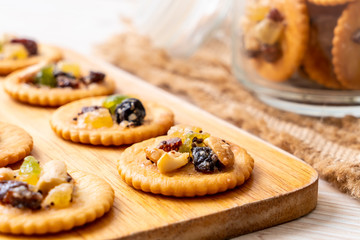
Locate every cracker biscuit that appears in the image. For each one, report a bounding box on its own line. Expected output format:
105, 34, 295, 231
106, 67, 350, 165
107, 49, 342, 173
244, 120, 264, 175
0, 44, 62, 75
118, 135, 254, 197
308, 0, 354, 6
332, 0, 360, 89
245, 0, 309, 81
303, 6, 344, 89
3, 61, 116, 106
50, 96, 174, 146
0, 170, 114, 235
0, 122, 33, 167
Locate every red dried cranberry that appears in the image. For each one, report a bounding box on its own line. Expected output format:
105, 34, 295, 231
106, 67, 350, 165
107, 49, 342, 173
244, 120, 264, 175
261, 44, 282, 63
10, 38, 38, 56
267, 8, 284, 22
352, 29, 360, 44
157, 137, 182, 152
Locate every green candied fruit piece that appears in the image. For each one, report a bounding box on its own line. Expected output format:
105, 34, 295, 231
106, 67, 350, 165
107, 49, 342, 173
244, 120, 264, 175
102, 94, 130, 114
179, 132, 210, 154
18, 156, 41, 185
34, 64, 56, 88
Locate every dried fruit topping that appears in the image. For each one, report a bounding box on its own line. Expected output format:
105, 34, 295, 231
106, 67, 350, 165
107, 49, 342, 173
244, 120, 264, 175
10, 38, 38, 56
179, 132, 210, 154
261, 43, 282, 63
352, 29, 360, 44
18, 156, 41, 186
167, 125, 203, 141
157, 137, 182, 152
102, 94, 130, 114
115, 98, 146, 126
42, 183, 73, 209
57, 61, 81, 78
0, 180, 43, 210
77, 107, 113, 129
55, 72, 79, 88
34, 64, 57, 88
192, 147, 219, 173
204, 136, 234, 168
145, 147, 165, 163
2, 44, 29, 60
267, 8, 284, 22
84, 71, 105, 84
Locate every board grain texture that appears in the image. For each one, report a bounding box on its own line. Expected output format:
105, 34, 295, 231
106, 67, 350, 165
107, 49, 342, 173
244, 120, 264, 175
0, 49, 318, 240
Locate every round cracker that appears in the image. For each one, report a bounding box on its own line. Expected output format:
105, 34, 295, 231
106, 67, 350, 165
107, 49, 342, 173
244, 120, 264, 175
118, 136, 254, 197
0, 170, 114, 235
50, 96, 174, 146
246, 0, 309, 81
0, 44, 62, 75
332, 0, 360, 89
303, 8, 344, 89
308, 0, 354, 6
0, 122, 33, 167
3, 61, 115, 106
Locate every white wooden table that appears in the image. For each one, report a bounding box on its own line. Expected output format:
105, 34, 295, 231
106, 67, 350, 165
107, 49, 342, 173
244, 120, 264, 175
1, 1, 359, 239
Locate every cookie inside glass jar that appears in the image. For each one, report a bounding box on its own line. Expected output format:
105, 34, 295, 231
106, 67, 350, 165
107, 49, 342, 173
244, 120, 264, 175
241, 0, 309, 81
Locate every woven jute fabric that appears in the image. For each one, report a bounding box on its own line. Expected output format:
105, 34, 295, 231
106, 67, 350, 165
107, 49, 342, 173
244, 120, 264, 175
98, 32, 360, 198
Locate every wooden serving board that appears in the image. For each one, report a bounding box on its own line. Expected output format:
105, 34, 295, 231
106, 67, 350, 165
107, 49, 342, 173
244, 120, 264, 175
0, 49, 318, 240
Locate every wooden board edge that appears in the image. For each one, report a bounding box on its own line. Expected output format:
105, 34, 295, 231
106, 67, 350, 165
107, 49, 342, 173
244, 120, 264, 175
120, 178, 318, 240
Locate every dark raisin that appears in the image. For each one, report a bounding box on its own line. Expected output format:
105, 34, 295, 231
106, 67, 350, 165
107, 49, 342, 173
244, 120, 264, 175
0, 180, 43, 210
267, 8, 284, 22
115, 98, 146, 126
10, 38, 38, 56
157, 137, 182, 152
55, 72, 79, 89
82, 71, 105, 85
261, 44, 282, 63
192, 147, 219, 173
352, 29, 360, 44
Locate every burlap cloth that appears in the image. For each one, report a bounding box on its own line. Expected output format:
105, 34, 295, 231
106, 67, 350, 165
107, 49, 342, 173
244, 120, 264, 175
97, 32, 360, 198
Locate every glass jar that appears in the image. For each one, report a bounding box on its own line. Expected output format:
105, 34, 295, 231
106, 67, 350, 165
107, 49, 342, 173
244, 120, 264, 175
232, 0, 360, 117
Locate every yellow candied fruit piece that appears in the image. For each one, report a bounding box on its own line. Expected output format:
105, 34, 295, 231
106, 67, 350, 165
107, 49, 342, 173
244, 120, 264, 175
57, 61, 81, 78
77, 108, 113, 129
167, 125, 203, 141
247, 5, 270, 22
17, 156, 41, 186
42, 183, 73, 209
3, 43, 28, 60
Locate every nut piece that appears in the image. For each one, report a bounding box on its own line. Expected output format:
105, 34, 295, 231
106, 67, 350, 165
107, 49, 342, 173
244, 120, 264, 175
145, 147, 165, 163
0, 168, 16, 181
157, 151, 189, 174
204, 136, 234, 168
36, 160, 68, 194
